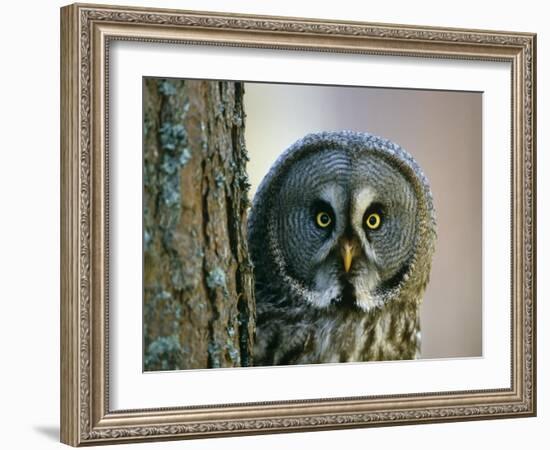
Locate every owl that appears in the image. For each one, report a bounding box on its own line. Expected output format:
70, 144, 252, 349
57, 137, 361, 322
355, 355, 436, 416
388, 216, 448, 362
248, 131, 436, 366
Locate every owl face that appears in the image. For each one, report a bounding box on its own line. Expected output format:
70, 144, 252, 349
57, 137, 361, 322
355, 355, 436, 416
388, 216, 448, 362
266, 142, 421, 312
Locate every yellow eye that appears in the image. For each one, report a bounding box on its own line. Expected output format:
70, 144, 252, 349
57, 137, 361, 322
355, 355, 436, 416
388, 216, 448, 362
316, 211, 332, 228
365, 212, 381, 230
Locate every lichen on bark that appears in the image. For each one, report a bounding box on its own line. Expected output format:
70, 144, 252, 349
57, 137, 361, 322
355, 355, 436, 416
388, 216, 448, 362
143, 78, 255, 371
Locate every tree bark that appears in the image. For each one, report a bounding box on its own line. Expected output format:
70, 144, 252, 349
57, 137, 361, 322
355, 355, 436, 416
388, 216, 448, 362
143, 78, 255, 371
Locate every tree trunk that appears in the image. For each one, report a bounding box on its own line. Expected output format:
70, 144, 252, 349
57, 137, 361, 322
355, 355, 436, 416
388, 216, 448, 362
143, 78, 255, 371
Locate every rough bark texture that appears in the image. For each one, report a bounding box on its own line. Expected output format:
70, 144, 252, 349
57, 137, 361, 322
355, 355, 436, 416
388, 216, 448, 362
143, 78, 254, 371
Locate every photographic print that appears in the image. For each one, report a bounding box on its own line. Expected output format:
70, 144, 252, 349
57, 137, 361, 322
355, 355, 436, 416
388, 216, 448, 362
142, 78, 482, 371
61, 4, 535, 445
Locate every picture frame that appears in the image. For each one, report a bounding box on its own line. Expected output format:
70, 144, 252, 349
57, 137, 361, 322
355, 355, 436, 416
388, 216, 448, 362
60, 2, 536, 446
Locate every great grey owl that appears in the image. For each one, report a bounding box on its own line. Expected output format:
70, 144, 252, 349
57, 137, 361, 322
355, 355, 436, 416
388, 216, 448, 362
248, 131, 436, 366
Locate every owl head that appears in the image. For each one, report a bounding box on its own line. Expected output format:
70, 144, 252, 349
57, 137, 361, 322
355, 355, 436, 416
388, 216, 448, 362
248, 131, 436, 312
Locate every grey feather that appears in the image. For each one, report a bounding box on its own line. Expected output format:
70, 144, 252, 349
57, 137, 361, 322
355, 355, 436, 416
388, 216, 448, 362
248, 131, 436, 366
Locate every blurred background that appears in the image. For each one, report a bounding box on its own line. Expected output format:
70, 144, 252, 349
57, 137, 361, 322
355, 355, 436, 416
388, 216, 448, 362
244, 83, 482, 359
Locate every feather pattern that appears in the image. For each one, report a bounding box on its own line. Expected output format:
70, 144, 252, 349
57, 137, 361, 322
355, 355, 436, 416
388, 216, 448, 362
248, 131, 436, 366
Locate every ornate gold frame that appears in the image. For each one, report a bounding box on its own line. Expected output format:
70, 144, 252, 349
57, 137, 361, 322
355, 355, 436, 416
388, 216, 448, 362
60, 2, 536, 446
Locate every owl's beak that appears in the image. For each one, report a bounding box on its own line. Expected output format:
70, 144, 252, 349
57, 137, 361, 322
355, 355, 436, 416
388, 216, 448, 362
341, 242, 354, 273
